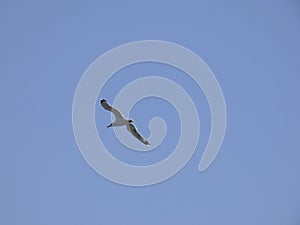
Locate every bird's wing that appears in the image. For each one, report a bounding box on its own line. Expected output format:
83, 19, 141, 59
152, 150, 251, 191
100, 99, 124, 119
127, 123, 150, 145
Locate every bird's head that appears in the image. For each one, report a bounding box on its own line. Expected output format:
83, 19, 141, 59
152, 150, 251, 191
128, 119, 134, 123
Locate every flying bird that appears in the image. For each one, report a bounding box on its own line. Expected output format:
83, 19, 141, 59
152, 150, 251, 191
100, 99, 150, 146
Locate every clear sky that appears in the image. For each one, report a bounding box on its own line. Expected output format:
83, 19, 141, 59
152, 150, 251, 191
1, 0, 300, 224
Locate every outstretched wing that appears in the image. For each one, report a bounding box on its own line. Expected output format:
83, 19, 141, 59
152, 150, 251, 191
100, 99, 124, 119
127, 123, 150, 146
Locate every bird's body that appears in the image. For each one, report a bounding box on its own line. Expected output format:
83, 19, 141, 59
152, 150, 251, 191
110, 119, 129, 127
100, 99, 150, 146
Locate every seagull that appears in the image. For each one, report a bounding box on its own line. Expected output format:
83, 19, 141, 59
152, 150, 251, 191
100, 99, 150, 146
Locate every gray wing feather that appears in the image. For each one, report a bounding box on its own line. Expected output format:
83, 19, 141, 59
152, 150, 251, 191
100, 99, 123, 119
127, 123, 150, 145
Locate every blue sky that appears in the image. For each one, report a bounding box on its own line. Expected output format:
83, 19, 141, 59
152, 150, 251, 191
1, 0, 300, 224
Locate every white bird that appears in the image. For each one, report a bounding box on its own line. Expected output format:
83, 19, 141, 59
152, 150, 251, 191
100, 99, 150, 146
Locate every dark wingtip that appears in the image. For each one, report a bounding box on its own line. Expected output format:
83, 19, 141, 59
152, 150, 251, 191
100, 99, 106, 103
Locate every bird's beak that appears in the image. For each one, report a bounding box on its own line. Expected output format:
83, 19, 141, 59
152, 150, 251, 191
107, 124, 112, 128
